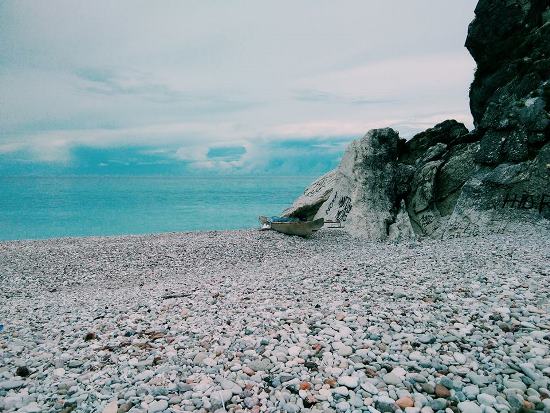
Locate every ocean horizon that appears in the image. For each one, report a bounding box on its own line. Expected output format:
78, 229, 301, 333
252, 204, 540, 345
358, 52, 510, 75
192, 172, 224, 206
0, 175, 316, 241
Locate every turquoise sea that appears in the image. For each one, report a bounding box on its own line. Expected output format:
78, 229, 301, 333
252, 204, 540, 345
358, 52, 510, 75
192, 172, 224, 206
0, 176, 315, 241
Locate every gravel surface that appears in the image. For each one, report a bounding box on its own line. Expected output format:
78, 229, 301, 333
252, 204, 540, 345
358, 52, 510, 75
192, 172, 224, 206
1, 229, 549, 413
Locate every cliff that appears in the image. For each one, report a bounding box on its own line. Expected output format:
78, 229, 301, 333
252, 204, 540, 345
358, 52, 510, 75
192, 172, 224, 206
284, 0, 550, 239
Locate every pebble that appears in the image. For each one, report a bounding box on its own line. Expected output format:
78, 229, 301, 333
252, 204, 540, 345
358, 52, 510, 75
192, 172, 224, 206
338, 345, 354, 356
0, 231, 548, 413
463, 385, 480, 400
431, 398, 447, 411
435, 384, 451, 398
454, 352, 467, 364
15, 366, 30, 377
504, 380, 527, 391
361, 381, 379, 395
102, 400, 118, 413
213, 390, 233, 404
318, 388, 332, 401
338, 376, 359, 389
336, 401, 351, 412
0, 380, 25, 390
147, 400, 168, 413
383, 373, 402, 386
477, 393, 496, 406
52, 368, 65, 377
288, 346, 301, 357
458, 401, 483, 413
20, 403, 42, 413
396, 397, 415, 408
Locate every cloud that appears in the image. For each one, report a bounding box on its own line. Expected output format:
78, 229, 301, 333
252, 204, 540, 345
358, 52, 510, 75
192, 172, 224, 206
0, 107, 467, 166
0, 0, 478, 175
76, 68, 187, 102
74, 67, 258, 110
293, 89, 394, 106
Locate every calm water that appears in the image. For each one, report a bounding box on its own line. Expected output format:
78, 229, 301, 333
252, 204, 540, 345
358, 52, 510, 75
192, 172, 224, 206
0, 176, 315, 241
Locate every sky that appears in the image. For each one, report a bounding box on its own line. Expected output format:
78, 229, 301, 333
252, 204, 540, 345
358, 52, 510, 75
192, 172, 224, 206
0, 1, 478, 176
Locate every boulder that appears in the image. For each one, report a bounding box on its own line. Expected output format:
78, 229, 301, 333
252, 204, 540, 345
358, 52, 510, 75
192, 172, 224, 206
438, 0, 550, 234
313, 128, 404, 239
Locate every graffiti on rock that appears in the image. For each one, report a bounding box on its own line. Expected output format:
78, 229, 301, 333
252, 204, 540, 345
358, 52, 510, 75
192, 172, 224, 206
325, 193, 353, 222
501, 192, 549, 213
336, 196, 352, 222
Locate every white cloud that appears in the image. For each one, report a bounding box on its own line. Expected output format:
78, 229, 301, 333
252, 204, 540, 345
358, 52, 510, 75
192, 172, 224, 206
0, 0, 478, 171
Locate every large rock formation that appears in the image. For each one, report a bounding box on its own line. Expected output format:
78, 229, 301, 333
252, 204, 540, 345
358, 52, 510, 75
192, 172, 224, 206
285, 129, 412, 239
444, 0, 550, 236
284, 0, 550, 239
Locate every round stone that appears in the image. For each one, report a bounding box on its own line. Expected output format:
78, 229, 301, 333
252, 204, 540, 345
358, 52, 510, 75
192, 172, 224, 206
435, 384, 451, 398
148, 400, 168, 413
431, 398, 447, 411
477, 393, 496, 406
463, 385, 480, 400
288, 346, 301, 357
336, 401, 351, 412
396, 397, 415, 408
383, 373, 403, 385
102, 400, 118, 413
454, 352, 467, 364
15, 366, 30, 377
337, 376, 358, 389
338, 345, 353, 356
361, 381, 379, 395
52, 368, 65, 377
458, 401, 483, 413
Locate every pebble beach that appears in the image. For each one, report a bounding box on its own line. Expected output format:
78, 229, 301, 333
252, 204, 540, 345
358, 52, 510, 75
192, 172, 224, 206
1, 229, 549, 413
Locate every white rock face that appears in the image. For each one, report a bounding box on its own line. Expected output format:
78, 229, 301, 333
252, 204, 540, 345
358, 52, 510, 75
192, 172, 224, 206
283, 170, 339, 219
284, 128, 417, 240
312, 128, 404, 239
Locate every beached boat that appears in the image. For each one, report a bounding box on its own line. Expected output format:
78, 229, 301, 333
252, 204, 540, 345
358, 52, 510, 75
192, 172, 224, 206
258, 216, 324, 237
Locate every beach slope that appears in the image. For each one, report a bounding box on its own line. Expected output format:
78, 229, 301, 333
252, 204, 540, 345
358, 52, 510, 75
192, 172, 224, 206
1, 230, 549, 412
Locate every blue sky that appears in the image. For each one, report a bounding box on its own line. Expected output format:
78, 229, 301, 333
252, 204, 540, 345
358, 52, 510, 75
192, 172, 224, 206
0, 1, 477, 176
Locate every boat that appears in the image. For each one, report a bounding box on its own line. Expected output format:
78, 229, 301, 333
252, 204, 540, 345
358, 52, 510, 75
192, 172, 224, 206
258, 216, 324, 237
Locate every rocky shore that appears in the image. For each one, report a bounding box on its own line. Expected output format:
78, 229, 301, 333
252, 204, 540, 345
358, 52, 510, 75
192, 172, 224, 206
284, 0, 550, 240
1, 229, 549, 413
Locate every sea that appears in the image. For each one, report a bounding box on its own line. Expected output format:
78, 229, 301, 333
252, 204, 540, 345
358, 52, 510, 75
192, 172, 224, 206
0, 176, 316, 241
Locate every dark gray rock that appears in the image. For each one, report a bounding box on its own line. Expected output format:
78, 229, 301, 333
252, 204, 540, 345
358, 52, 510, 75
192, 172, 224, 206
435, 142, 480, 216
407, 160, 444, 236
421, 143, 448, 164
466, 0, 550, 164
443, 142, 550, 236
399, 120, 469, 165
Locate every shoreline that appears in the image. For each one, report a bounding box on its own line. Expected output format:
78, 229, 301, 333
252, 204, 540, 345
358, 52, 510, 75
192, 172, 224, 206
0, 228, 257, 245
1, 230, 549, 413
